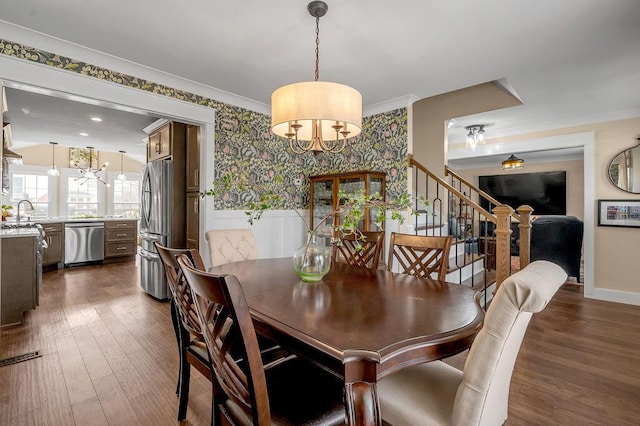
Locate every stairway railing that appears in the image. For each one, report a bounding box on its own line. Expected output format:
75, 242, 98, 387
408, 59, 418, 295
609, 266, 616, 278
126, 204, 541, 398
444, 165, 533, 274
407, 155, 532, 293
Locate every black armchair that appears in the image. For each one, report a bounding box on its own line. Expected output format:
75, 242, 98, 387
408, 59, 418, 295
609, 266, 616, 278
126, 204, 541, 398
530, 215, 584, 281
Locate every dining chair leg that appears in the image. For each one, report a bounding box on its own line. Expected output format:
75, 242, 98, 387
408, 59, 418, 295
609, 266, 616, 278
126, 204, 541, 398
170, 299, 182, 396
177, 321, 192, 421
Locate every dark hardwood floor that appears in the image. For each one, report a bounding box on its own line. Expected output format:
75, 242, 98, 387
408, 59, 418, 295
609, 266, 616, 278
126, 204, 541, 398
1, 260, 639, 425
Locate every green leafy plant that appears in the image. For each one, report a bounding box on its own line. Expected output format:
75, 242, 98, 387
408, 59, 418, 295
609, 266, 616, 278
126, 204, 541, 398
203, 172, 429, 249
1, 204, 13, 220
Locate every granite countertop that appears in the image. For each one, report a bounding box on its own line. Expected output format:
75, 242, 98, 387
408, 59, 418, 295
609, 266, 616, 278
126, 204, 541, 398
6, 217, 139, 225
0, 227, 40, 238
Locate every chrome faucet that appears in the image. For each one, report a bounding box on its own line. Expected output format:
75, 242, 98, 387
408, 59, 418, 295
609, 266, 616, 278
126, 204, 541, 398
16, 199, 35, 223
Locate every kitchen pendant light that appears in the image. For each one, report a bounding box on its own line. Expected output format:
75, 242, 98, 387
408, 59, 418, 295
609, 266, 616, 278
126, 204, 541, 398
502, 154, 525, 170
71, 146, 110, 187
117, 150, 126, 180
270, 1, 362, 154
47, 142, 60, 176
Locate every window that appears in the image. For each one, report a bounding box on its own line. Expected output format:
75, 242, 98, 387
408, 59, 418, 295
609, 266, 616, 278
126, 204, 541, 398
108, 172, 141, 217
4, 165, 55, 219
66, 176, 100, 217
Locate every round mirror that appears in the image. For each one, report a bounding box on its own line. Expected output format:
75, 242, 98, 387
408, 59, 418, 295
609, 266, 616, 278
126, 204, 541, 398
608, 139, 640, 193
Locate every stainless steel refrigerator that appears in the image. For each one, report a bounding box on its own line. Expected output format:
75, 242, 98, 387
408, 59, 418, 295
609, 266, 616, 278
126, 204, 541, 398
139, 158, 185, 299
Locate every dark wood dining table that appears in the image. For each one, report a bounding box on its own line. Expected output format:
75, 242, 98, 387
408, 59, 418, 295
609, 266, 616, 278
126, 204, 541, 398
209, 258, 484, 426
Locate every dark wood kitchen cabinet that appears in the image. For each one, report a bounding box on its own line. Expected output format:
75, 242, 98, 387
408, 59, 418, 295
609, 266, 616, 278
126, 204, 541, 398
186, 124, 200, 192
185, 124, 201, 249
186, 192, 200, 249
104, 220, 137, 262
1, 236, 37, 325
147, 122, 186, 162
40, 222, 64, 267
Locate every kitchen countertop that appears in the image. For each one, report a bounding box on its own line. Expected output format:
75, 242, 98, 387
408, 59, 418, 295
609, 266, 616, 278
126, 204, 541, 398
43, 217, 138, 223
0, 217, 138, 237
0, 227, 40, 238
5, 217, 139, 225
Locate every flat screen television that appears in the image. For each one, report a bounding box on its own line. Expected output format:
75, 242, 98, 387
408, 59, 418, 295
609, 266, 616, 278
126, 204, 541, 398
479, 171, 567, 215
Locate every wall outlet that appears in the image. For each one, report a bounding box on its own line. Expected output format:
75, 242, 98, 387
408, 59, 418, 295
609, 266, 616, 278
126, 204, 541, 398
293, 178, 302, 186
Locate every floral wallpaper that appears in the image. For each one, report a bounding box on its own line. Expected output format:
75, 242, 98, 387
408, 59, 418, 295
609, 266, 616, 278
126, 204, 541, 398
0, 39, 408, 209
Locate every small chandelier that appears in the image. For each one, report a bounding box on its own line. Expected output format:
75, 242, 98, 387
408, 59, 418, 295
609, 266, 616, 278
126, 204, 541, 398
271, 1, 362, 154
71, 146, 110, 187
465, 125, 486, 150
47, 142, 60, 176
117, 150, 127, 180
502, 154, 525, 170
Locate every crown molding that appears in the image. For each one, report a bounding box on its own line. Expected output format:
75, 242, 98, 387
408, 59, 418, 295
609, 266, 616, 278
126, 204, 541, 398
363, 94, 420, 117
0, 20, 271, 115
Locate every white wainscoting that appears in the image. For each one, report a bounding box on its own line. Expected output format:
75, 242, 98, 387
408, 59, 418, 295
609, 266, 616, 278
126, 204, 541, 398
205, 209, 407, 270
203, 209, 309, 269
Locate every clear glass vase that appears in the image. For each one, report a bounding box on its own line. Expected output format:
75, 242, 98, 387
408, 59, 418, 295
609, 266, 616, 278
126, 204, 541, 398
293, 231, 332, 282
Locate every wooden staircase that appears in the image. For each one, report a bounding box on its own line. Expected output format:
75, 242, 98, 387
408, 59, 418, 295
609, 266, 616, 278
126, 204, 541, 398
407, 155, 533, 307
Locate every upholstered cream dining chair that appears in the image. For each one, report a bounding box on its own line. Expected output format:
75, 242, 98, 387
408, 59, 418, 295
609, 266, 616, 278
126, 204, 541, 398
378, 260, 567, 426
205, 229, 258, 266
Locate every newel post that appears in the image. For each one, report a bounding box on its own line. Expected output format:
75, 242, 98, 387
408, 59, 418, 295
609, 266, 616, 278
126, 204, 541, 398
517, 205, 534, 271
493, 205, 514, 290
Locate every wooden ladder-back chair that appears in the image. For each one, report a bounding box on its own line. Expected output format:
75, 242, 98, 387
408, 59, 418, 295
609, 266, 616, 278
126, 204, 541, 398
155, 243, 212, 421
177, 255, 346, 426
387, 233, 454, 281
333, 230, 384, 269
378, 260, 567, 425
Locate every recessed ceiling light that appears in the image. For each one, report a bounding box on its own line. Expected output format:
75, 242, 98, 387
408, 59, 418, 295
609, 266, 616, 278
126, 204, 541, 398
91, 117, 102, 122
79, 132, 89, 137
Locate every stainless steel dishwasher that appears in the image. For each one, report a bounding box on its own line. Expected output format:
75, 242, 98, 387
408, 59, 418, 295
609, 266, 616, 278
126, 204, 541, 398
64, 222, 105, 265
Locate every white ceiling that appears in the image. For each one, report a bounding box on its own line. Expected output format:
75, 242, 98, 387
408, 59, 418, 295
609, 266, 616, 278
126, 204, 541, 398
1, 0, 639, 163
4, 87, 160, 163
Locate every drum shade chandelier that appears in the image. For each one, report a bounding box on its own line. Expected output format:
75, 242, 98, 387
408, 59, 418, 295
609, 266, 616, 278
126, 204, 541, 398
71, 146, 110, 186
271, 1, 362, 154
502, 154, 525, 170
465, 125, 486, 150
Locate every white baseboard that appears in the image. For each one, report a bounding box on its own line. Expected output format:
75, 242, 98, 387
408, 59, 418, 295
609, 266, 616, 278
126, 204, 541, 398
585, 287, 640, 307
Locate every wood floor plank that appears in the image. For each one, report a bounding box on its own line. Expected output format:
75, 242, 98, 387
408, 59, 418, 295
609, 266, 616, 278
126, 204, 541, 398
72, 325, 113, 380
34, 352, 75, 426
8, 408, 43, 426
7, 353, 41, 419
71, 396, 109, 426
130, 391, 175, 426
92, 373, 140, 426
55, 334, 96, 405
86, 319, 151, 400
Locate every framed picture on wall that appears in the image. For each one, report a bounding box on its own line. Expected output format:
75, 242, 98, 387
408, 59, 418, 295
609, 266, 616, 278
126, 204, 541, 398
69, 147, 98, 169
597, 199, 640, 228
